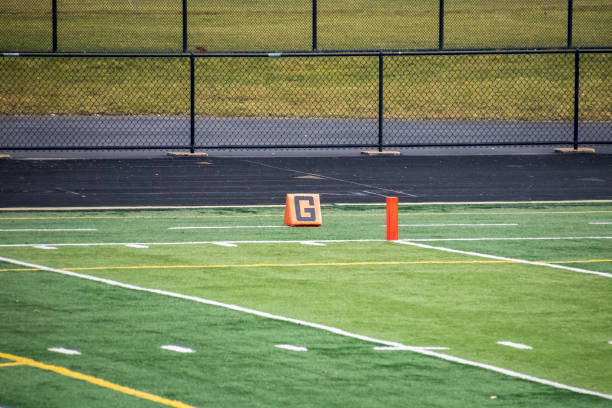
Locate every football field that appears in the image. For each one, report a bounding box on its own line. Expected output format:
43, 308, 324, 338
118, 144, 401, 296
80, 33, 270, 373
1, 202, 611, 407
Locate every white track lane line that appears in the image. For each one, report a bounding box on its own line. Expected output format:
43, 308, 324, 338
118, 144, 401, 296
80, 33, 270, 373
395, 240, 612, 279
0, 254, 610, 401
241, 159, 418, 197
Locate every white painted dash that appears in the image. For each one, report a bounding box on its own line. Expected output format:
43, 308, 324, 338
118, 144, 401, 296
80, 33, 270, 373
497, 341, 532, 350
590, 222, 612, 225
161, 345, 195, 353
48, 347, 81, 355
275, 344, 307, 352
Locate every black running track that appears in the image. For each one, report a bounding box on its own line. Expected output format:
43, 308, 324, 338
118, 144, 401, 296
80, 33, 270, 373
0, 154, 610, 207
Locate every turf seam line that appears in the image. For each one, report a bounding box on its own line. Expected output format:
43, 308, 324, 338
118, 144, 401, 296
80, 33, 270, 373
396, 240, 612, 279
0, 254, 610, 401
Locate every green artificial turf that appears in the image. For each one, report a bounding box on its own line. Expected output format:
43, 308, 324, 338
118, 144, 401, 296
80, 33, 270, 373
0, 202, 611, 406
1, 264, 610, 407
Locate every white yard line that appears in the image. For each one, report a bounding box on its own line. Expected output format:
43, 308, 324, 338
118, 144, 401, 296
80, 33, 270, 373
169, 225, 287, 230
300, 241, 326, 246
34, 245, 58, 250
395, 240, 612, 279
0, 229, 97, 232
0, 239, 386, 248
124, 244, 149, 249
0, 237, 611, 249
374, 346, 450, 351
398, 224, 518, 227
212, 242, 238, 247
401, 236, 612, 242
0, 254, 610, 401
589, 222, 612, 225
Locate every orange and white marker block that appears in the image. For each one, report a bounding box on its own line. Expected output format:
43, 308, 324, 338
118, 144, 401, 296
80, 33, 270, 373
284, 194, 322, 227
386, 197, 399, 240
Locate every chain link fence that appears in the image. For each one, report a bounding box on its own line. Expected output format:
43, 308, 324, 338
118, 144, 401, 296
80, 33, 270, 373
1, 1, 610, 52
1, 50, 610, 151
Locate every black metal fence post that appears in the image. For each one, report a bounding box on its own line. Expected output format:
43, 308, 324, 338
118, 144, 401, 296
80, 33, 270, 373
573, 49, 580, 150
378, 53, 384, 152
183, 0, 188, 52
312, 0, 318, 50
52, 0, 57, 52
190, 54, 195, 153
438, 0, 444, 50
567, 0, 573, 48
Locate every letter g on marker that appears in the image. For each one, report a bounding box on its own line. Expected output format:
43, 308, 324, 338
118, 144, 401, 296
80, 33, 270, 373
284, 194, 322, 226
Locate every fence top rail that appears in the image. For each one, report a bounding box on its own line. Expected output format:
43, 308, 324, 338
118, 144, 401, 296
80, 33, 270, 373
3, 47, 612, 59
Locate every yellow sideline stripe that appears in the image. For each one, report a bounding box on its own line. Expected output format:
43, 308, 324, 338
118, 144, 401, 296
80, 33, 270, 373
0, 361, 25, 368
0, 352, 196, 408
1, 259, 611, 273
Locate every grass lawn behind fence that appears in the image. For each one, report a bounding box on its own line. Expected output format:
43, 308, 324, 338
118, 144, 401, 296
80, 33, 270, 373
0, 0, 611, 52
1, 53, 610, 122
